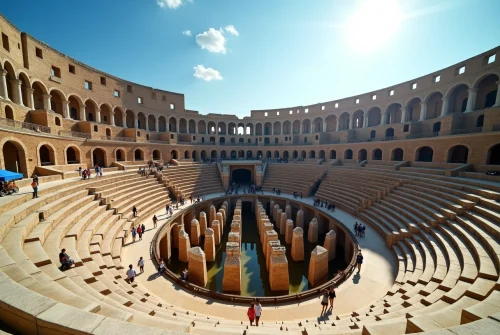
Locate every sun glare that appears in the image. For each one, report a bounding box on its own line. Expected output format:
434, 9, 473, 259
345, 0, 403, 51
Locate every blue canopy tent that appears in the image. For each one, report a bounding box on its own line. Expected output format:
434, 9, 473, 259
0, 169, 23, 182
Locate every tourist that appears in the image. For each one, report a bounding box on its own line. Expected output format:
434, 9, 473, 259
141, 223, 146, 235
158, 259, 166, 275
190, 195, 193, 204
169, 207, 173, 216
321, 289, 329, 314
78, 167, 82, 177
59, 248, 74, 270
361, 224, 366, 238
354, 222, 359, 236
182, 269, 188, 281
300, 192, 303, 199
132, 205, 138, 217
31, 176, 39, 199
166, 204, 170, 214
99, 166, 103, 177
131, 227, 137, 242
137, 225, 143, 240
356, 251, 363, 273
329, 286, 336, 309
247, 302, 256, 326
153, 215, 158, 228
127, 264, 137, 283
138, 256, 145, 273
254, 299, 262, 326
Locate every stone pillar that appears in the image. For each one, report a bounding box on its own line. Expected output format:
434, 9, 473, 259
212, 220, 221, 245
322, 122, 327, 132
363, 113, 369, 127
400, 105, 407, 123
146, 118, 150, 131
273, 204, 280, 221
285, 219, 294, 244
134, 115, 139, 128
285, 205, 292, 220
11, 79, 22, 105
178, 229, 191, 263
264, 230, 278, 257
204, 228, 215, 262
465, 88, 477, 113
122, 114, 126, 128
269, 246, 289, 291
188, 247, 207, 287
324, 230, 337, 261
42, 94, 51, 111
216, 212, 224, 234
279, 212, 287, 235
266, 240, 281, 270
300, 121, 303, 134
296, 209, 304, 228
308, 246, 328, 286
0, 70, 8, 99
335, 120, 340, 132
219, 208, 226, 226
494, 81, 500, 107
155, 118, 159, 132
228, 232, 240, 246
308, 218, 318, 243
270, 201, 275, 219
349, 114, 354, 129
110, 111, 115, 126
222, 243, 241, 293
27, 89, 34, 109
96, 108, 101, 124
62, 100, 70, 119
173, 225, 180, 249
199, 211, 207, 236
190, 219, 200, 245
440, 97, 450, 117
80, 105, 87, 121
209, 205, 216, 227
291, 227, 304, 261
419, 102, 427, 121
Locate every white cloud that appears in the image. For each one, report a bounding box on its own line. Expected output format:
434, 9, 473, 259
224, 25, 239, 36
196, 28, 226, 54
182, 30, 191, 36
156, 0, 189, 9
193, 65, 223, 81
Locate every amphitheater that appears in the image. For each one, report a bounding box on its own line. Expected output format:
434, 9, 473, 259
0, 10, 499, 335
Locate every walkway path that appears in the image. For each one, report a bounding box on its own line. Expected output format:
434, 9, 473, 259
122, 190, 396, 322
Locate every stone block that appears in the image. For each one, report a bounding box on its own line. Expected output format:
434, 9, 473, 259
308, 219, 318, 244
228, 232, 240, 245
190, 219, 200, 246
199, 211, 207, 236
285, 219, 294, 244
264, 230, 278, 256
219, 207, 226, 224
226, 242, 240, 256
276, 209, 283, 230
324, 230, 337, 261
212, 220, 221, 245
178, 229, 191, 263
261, 222, 274, 245
273, 204, 280, 221
296, 209, 304, 228
270, 247, 289, 292
291, 227, 304, 261
222, 255, 241, 293
204, 228, 215, 262
279, 212, 287, 235
188, 247, 207, 287
308, 246, 328, 286
266, 240, 281, 270
285, 205, 292, 219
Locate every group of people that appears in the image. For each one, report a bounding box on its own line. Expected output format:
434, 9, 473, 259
78, 166, 102, 180
131, 223, 147, 242
246, 299, 263, 326
271, 188, 281, 195
292, 191, 303, 199
354, 222, 366, 238
313, 199, 336, 211
320, 286, 337, 315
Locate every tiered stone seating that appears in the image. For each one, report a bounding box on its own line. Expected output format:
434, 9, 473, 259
262, 163, 327, 196
162, 162, 223, 198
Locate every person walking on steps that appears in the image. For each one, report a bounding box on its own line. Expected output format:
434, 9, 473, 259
321, 289, 329, 315
31, 176, 39, 199
137, 225, 143, 240
153, 215, 158, 228
141, 223, 146, 235
254, 299, 262, 326
138, 257, 145, 273
329, 286, 336, 309
356, 251, 363, 273
131, 227, 137, 242
247, 303, 256, 326
127, 264, 137, 283
132, 206, 138, 218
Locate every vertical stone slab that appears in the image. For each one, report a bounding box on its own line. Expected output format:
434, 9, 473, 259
262, 222, 274, 245
188, 247, 207, 287
291, 227, 304, 261
173, 224, 180, 249
269, 246, 289, 292
264, 230, 278, 256
270, 201, 275, 219
223, 243, 241, 293
273, 205, 280, 224
220, 206, 226, 224
178, 229, 191, 263
285, 205, 292, 220
204, 228, 215, 262
308, 219, 318, 244
209, 205, 216, 228
190, 219, 200, 246
216, 212, 224, 234
324, 230, 337, 261
279, 212, 287, 235
266, 240, 281, 270
199, 211, 207, 236
308, 246, 328, 286
296, 209, 304, 228
212, 220, 221, 246
285, 219, 294, 245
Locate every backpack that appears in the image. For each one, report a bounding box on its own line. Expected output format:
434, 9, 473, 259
31, 181, 37, 188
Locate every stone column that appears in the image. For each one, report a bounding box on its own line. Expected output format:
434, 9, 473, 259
62, 100, 70, 119
363, 113, 369, 127
212, 220, 221, 245
464, 88, 477, 113
308, 246, 328, 286
95, 108, 101, 124
0, 70, 8, 99
269, 246, 289, 291
270, 201, 275, 219
335, 120, 340, 132
400, 105, 407, 123
79, 105, 86, 121
42, 94, 51, 111
216, 212, 224, 234
134, 115, 139, 128
188, 247, 207, 287
219, 208, 226, 226
291, 227, 304, 261
349, 114, 354, 129
228, 232, 240, 246
285, 205, 292, 219
27, 89, 34, 109
285, 219, 294, 244
324, 230, 337, 261
146, 118, 150, 131
190, 219, 200, 245
199, 212, 207, 236
263, 230, 278, 257
322, 122, 327, 132
440, 97, 450, 117
178, 229, 191, 263
155, 118, 159, 132
204, 228, 215, 262
11, 79, 22, 105
300, 121, 303, 134
296, 209, 304, 228
494, 81, 500, 107
209, 205, 216, 227
222, 243, 241, 293
279, 211, 287, 235
262, 222, 274, 246
275, 207, 282, 227
308, 218, 318, 243
266, 240, 281, 270
122, 114, 126, 127
419, 102, 427, 121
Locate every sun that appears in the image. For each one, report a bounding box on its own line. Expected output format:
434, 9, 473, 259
344, 0, 403, 51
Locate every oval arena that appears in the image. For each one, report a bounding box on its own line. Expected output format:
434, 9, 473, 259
0, 10, 500, 335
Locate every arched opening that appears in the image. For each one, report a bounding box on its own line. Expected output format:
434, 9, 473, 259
292, 120, 300, 134
293, 150, 298, 159
416, 146, 433, 162
137, 113, 146, 130
192, 150, 198, 161
232, 168, 251, 184
392, 148, 404, 161
231, 138, 236, 144
448, 145, 468, 163
475, 74, 499, 110
274, 151, 280, 159
134, 149, 144, 161
433, 122, 441, 133
447, 84, 469, 114
211, 150, 217, 159
367, 107, 382, 127
406, 98, 421, 121
246, 150, 253, 159
201, 150, 207, 161
283, 151, 289, 159
220, 137, 226, 145
344, 149, 353, 159
92, 148, 106, 167
170, 150, 178, 160
99, 104, 111, 125
3, 62, 16, 102
319, 150, 325, 159
304, 137, 308, 144
158, 116, 167, 132
231, 150, 237, 159
105, 128, 111, 136
198, 120, 207, 134
32, 81, 46, 110
308, 150, 316, 159
385, 103, 402, 124
302, 119, 311, 133
66, 146, 79, 164
18, 72, 30, 107
282, 121, 291, 134
221, 150, 227, 159
255, 123, 263, 136
476, 115, 484, 128
178, 118, 187, 133
184, 150, 191, 160
313, 118, 323, 132
126, 110, 135, 128
339, 113, 350, 130
218, 122, 227, 135
153, 150, 161, 160
264, 137, 270, 145
50, 90, 65, 117
148, 115, 156, 131
325, 115, 337, 132
5, 105, 14, 120
68, 95, 82, 120
372, 149, 382, 160
425, 92, 443, 119
385, 128, 394, 138
487, 144, 500, 165
370, 130, 376, 139
273, 121, 281, 135
188, 119, 196, 133
330, 150, 336, 159
39, 145, 55, 166
113, 108, 123, 127
2, 140, 28, 177
239, 138, 244, 143
358, 149, 367, 161
116, 149, 125, 161
300, 151, 306, 159
257, 150, 263, 159
351, 111, 364, 129
169, 117, 177, 132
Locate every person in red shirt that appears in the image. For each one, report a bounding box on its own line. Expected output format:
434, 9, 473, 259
137, 226, 143, 240
247, 302, 255, 326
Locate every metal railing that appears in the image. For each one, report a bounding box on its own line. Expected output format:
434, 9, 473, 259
58, 130, 91, 139
148, 139, 170, 144
101, 136, 135, 142
0, 117, 51, 133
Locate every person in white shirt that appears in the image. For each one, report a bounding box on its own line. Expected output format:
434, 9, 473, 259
127, 264, 137, 283
158, 259, 166, 275
254, 299, 262, 326
137, 257, 145, 273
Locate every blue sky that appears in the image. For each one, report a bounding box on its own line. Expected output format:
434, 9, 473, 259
2, 0, 500, 117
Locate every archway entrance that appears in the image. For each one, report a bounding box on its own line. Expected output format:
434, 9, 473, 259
2, 141, 27, 176
232, 168, 252, 184
93, 148, 106, 167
